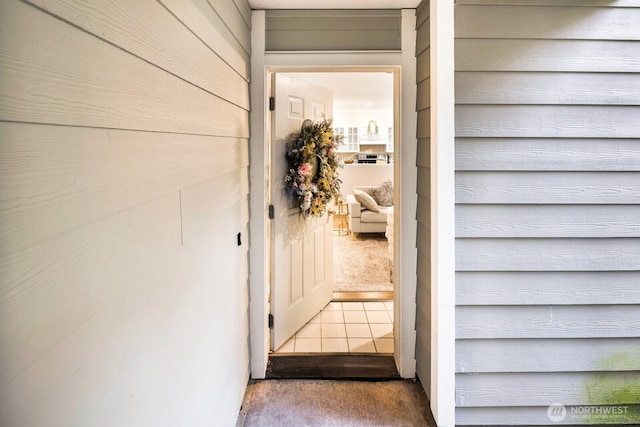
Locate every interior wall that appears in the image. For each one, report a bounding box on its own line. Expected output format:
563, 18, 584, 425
0, 0, 251, 425
277, 72, 395, 145
334, 111, 394, 129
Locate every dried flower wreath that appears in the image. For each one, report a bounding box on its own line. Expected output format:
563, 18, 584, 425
284, 119, 343, 217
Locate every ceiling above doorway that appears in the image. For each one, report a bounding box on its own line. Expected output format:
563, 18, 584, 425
283, 72, 393, 113
248, 0, 420, 9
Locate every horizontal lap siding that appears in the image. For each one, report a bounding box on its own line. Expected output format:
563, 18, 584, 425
0, 1, 251, 426
454, 2, 640, 426
414, 1, 432, 397
457, 338, 640, 372
457, 305, 640, 339
456, 138, 640, 171
456, 73, 640, 105
457, 0, 640, 7
265, 10, 401, 51
456, 106, 640, 138
457, 172, 640, 204
457, 238, 640, 271
457, 40, 640, 72
0, 124, 248, 253
0, 2, 248, 135
457, 205, 640, 237
457, 271, 640, 305
457, 372, 640, 407
455, 5, 640, 40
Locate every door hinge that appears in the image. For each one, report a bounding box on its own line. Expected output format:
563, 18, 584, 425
268, 313, 274, 329
269, 96, 275, 111
268, 204, 274, 219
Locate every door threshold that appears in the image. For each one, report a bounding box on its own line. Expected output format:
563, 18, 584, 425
266, 353, 400, 380
332, 291, 393, 302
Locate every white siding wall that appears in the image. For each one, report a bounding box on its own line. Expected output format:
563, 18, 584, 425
414, 0, 433, 399
454, 1, 640, 425
0, 0, 251, 426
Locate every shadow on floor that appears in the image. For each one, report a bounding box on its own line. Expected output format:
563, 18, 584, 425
236, 378, 436, 427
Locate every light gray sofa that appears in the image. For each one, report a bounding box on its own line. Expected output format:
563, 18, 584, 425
346, 186, 390, 235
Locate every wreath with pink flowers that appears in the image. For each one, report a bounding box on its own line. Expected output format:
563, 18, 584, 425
284, 119, 343, 218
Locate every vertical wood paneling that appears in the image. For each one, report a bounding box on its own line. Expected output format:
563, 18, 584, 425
0, 0, 251, 426
454, 1, 640, 425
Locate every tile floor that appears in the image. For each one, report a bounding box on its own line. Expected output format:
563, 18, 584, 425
275, 301, 394, 354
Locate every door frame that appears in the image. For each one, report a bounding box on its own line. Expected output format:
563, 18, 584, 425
249, 10, 418, 380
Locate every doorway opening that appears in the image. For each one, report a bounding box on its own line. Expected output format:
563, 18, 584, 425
268, 70, 399, 362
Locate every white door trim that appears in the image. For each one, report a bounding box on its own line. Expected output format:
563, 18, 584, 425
429, 1, 456, 426
248, 11, 269, 378
248, 10, 419, 380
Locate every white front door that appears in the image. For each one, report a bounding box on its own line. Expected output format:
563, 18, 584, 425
270, 74, 334, 351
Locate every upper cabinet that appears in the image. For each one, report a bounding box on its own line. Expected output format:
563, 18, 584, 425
335, 125, 393, 152
335, 126, 359, 152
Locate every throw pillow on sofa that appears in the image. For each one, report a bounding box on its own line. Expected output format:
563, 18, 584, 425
373, 180, 394, 206
353, 189, 380, 212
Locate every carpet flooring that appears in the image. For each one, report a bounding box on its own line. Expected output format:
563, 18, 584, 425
333, 233, 393, 293
236, 379, 435, 427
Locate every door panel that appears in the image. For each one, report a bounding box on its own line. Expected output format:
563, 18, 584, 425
270, 74, 334, 351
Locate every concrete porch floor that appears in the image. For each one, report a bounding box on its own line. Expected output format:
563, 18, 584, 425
236, 378, 436, 426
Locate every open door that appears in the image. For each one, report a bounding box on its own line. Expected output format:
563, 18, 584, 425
270, 74, 335, 351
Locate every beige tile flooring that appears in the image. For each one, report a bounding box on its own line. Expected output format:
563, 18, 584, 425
275, 301, 394, 354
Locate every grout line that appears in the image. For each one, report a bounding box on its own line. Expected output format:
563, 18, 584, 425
278, 301, 393, 354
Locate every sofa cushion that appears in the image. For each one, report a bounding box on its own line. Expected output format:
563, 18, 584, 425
373, 180, 394, 207
353, 189, 380, 212
360, 207, 388, 223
